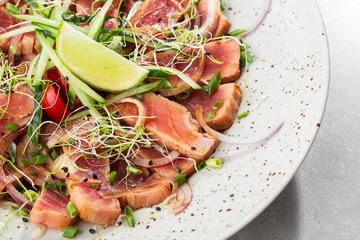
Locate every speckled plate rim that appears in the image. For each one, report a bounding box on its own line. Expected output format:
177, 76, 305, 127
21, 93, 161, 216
222, 0, 330, 238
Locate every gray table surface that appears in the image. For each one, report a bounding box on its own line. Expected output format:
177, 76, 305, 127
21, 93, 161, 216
230, 0, 360, 239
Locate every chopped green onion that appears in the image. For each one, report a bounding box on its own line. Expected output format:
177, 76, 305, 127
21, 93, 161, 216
5, 3, 20, 14
212, 101, 223, 109
206, 158, 223, 168
174, 167, 182, 174
237, 111, 249, 119
23, 190, 39, 202
34, 154, 47, 165
8, 142, 17, 163
57, 180, 68, 197
196, 161, 207, 170
161, 80, 174, 89
124, 206, 135, 228
207, 71, 221, 97
19, 158, 31, 166
126, 166, 143, 175
67, 202, 78, 218
109, 171, 117, 185
174, 88, 193, 100
91, 183, 100, 189
175, 174, 186, 186
37, 143, 43, 150
220, 0, 226, 12
5, 123, 20, 131
227, 29, 246, 36
206, 112, 215, 119
45, 181, 57, 190
63, 226, 79, 239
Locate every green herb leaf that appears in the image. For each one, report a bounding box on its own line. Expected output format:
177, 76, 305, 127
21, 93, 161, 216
207, 71, 221, 97
174, 167, 182, 174
175, 174, 186, 186
34, 154, 47, 165
67, 202, 78, 218
206, 112, 215, 119
124, 206, 135, 227
45, 181, 57, 190
19, 158, 31, 166
5, 123, 20, 131
8, 142, 17, 163
227, 29, 246, 36
91, 183, 100, 189
212, 100, 223, 110
147, 69, 171, 79
109, 171, 117, 185
63, 226, 79, 239
49, 148, 58, 160
237, 111, 249, 119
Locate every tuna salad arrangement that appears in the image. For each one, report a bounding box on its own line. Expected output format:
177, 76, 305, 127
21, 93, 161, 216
0, 0, 278, 238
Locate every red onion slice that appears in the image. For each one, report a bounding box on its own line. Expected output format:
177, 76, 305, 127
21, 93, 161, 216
173, 182, 193, 215
195, 105, 283, 145
5, 184, 33, 209
132, 150, 181, 168
116, 97, 146, 138
241, 0, 272, 38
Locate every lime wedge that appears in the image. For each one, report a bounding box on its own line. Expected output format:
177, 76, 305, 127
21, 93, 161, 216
56, 22, 148, 92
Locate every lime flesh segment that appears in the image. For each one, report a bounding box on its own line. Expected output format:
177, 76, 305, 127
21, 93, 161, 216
56, 22, 148, 92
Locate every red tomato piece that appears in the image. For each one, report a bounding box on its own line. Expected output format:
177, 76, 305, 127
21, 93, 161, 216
43, 84, 72, 123
46, 67, 69, 91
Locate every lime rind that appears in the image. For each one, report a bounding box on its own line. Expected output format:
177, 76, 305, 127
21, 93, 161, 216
56, 22, 149, 93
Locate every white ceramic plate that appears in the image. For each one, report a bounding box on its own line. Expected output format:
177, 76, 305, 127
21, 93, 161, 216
0, 0, 329, 239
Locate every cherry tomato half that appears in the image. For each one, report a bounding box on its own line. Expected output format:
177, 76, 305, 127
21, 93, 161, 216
43, 84, 72, 123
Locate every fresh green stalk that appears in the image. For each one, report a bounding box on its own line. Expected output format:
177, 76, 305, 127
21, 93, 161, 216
10, 14, 59, 28
73, 86, 103, 121
143, 66, 201, 90
87, 0, 113, 40
28, 83, 43, 143
35, 30, 106, 103
33, 39, 54, 87
64, 80, 164, 122
0, 25, 37, 41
